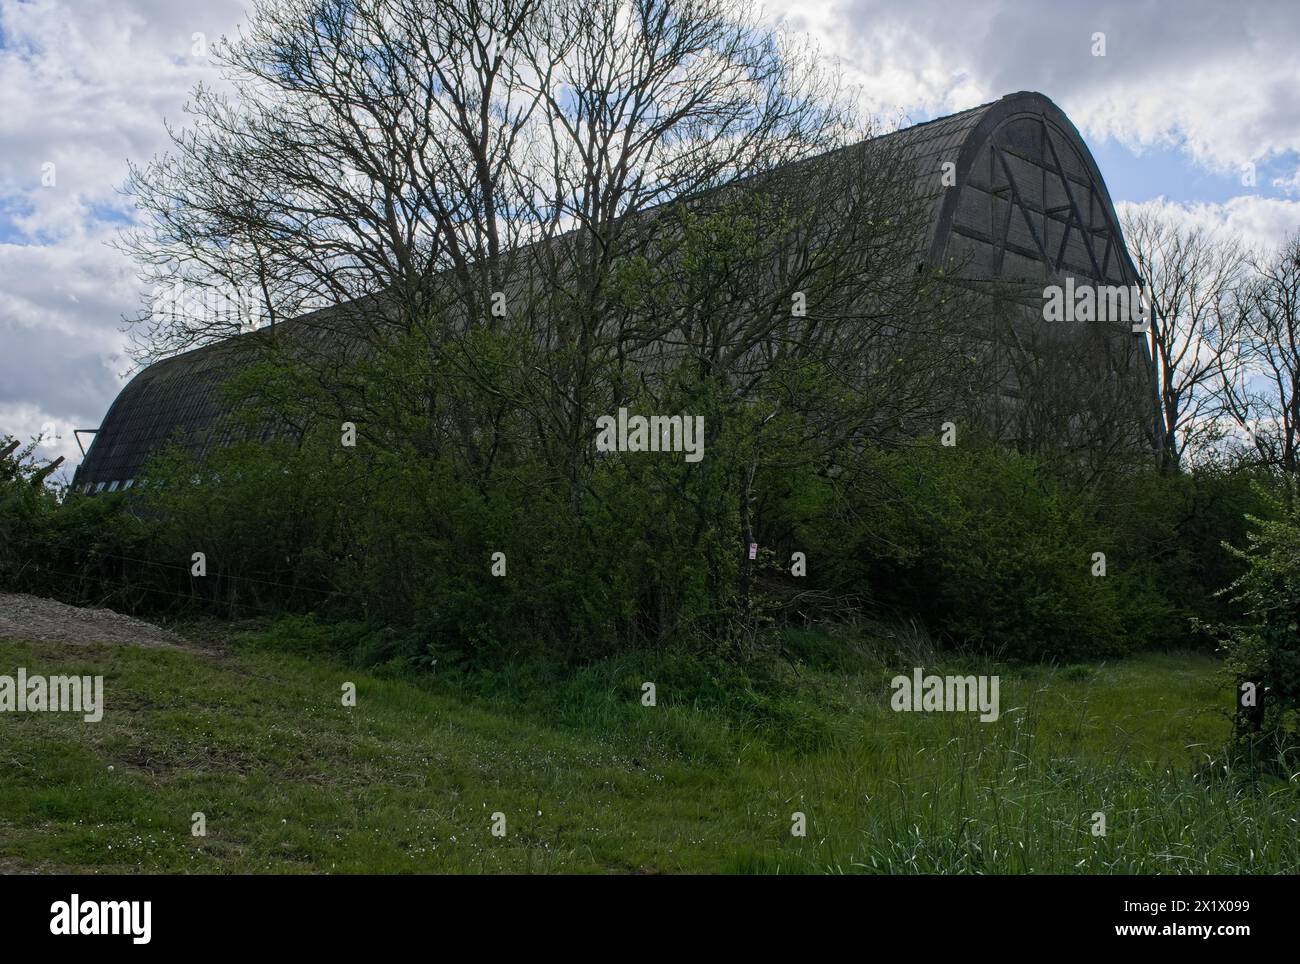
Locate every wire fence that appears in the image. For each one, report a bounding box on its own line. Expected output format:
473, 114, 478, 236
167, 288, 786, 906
8, 540, 360, 619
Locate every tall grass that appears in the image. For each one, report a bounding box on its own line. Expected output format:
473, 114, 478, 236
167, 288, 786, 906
0, 624, 1295, 874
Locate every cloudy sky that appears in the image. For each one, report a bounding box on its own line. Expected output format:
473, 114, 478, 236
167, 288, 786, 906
3, 0, 1299, 479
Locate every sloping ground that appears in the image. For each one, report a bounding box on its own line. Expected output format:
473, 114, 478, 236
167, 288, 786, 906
0, 624, 1293, 874
0, 594, 192, 650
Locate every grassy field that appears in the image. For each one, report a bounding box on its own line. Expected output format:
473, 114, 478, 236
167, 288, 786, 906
1, 623, 1297, 874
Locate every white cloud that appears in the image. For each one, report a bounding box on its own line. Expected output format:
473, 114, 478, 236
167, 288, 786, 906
0, 0, 245, 238
0, 401, 85, 474
1272, 168, 1300, 196
0, 0, 247, 473
771, 0, 1300, 172
0, 226, 139, 477
1116, 196, 1300, 254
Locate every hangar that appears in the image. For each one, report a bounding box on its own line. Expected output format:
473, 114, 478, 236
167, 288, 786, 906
73, 91, 1154, 493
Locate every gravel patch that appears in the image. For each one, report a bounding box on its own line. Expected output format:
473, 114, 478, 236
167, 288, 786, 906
0, 593, 194, 650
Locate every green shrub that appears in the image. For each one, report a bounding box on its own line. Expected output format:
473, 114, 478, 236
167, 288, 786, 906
1217, 484, 1300, 776
0, 436, 157, 609
798, 441, 1172, 660
1097, 463, 1272, 642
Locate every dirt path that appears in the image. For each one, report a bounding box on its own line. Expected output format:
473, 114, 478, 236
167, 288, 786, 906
0, 593, 193, 650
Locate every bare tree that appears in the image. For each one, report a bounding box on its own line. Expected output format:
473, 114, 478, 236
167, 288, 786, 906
117, 0, 906, 452
1122, 207, 1246, 471
1221, 233, 1300, 474
116, 0, 977, 476
118, 0, 855, 350
115, 0, 988, 639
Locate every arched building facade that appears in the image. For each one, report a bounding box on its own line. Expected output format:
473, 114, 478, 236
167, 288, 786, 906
73, 91, 1156, 493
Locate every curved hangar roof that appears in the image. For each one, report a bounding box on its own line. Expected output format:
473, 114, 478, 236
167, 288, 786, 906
73, 91, 1138, 492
